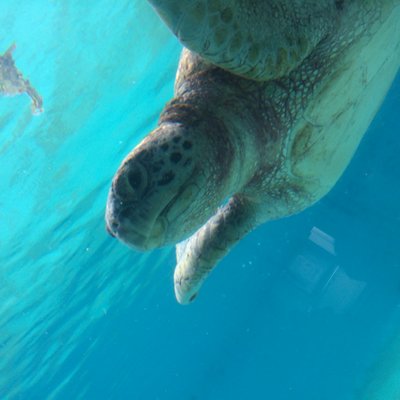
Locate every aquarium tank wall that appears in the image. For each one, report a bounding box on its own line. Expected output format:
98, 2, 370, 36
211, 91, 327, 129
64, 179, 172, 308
1, 1, 400, 399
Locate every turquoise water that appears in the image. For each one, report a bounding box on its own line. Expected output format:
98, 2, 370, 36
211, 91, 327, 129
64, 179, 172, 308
1, 2, 400, 399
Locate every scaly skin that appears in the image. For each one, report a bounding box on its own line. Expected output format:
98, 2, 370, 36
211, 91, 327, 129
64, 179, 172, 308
106, 1, 400, 304
148, 0, 339, 80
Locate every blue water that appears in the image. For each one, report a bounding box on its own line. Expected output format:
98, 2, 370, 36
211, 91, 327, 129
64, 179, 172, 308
1, 2, 400, 399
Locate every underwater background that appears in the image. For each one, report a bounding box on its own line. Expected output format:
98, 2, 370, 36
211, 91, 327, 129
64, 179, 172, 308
1, 1, 400, 399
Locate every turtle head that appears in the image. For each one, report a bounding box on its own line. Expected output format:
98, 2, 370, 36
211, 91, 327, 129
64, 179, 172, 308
106, 113, 234, 250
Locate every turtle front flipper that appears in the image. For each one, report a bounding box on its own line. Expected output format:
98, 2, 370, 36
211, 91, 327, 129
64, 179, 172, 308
149, 0, 339, 80
174, 194, 262, 304
25, 80, 44, 114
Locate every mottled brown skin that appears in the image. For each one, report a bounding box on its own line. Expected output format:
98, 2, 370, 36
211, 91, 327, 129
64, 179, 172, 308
0, 43, 43, 114
106, 1, 400, 304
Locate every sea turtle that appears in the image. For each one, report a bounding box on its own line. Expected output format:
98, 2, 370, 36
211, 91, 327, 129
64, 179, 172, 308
0, 43, 43, 115
106, 1, 400, 304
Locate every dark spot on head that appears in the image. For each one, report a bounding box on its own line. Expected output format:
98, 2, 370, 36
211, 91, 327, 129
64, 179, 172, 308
173, 136, 181, 144
136, 149, 150, 163
157, 171, 175, 186
189, 293, 198, 302
335, 0, 344, 10
127, 168, 142, 189
183, 140, 192, 150
152, 165, 162, 173
183, 158, 192, 167
170, 152, 182, 164
161, 143, 169, 152
220, 7, 233, 23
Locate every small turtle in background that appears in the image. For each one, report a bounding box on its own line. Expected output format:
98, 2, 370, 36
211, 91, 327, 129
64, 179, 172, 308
106, 1, 400, 304
0, 43, 43, 115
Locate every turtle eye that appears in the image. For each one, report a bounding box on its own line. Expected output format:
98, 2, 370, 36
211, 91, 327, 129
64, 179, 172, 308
114, 160, 148, 199
128, 168, 143, 190
170, 152, 182, 164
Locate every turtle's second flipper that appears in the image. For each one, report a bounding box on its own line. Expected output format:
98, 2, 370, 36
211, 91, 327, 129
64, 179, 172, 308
174, 195, 261, 304
25, 81, 43, 114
